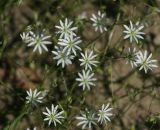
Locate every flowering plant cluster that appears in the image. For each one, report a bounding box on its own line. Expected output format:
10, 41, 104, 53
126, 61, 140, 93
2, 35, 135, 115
123, 21, 157, 73
1, 0, 160, 130
20, 9, 158, 129
20, 11, 115, 129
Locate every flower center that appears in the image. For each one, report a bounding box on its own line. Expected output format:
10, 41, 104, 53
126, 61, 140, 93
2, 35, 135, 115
64, 27, 68, 33
130, 30, 136, 36
61, 53, 66, 59
68, 41, 74, 48
35, 37, 42, 45
50, 113, 56, 120
85, 58, 89, 64
96, 18, 103, 26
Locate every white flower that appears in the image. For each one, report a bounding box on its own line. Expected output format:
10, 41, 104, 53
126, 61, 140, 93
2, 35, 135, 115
135, 50, 158, 73
26, 89, 44, 106
52, 46, 74, 68
58, 34, 82, 55
126, 48, 138, 68
20, 32, 31, 43
26, 127, 36, 130
21, 30, 52, 54
97, 104, 113, 124
76, 111, 97, 129
43, 104, 64, 126
123, 21, 145, 43
90, 11, 107, 33
76, 70, 96, 90
55, 18, 77, 39
27, 31, 52, 54
79, 51, 99, 70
